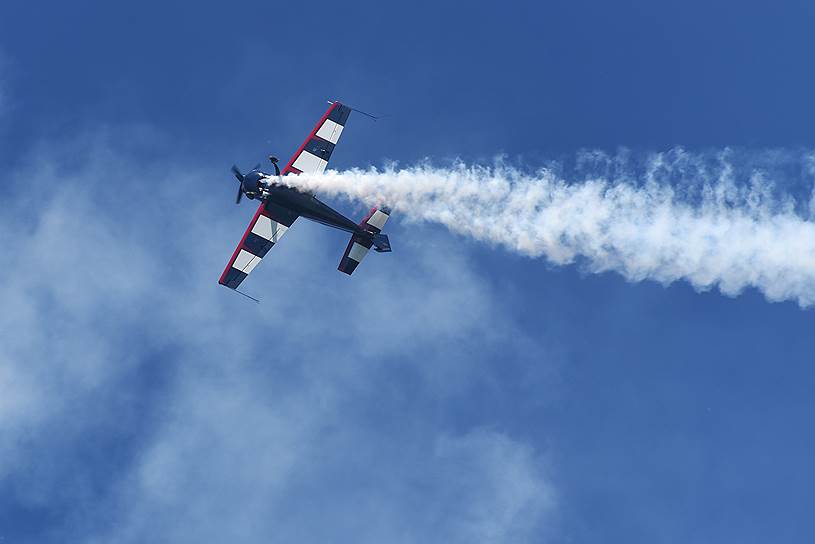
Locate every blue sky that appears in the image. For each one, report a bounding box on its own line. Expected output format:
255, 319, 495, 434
1, 1, 815, 542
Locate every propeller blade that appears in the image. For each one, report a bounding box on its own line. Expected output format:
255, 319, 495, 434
235, 186, 243, 204
231, 164, 244, 182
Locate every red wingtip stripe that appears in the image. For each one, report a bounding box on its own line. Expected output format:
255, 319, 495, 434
218, 203, 266, 284
282, 102, 339, 176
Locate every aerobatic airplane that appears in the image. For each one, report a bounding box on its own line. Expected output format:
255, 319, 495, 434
219, 101, 391, 295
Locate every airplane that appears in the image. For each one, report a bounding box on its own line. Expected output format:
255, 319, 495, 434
219, 101, 392, 296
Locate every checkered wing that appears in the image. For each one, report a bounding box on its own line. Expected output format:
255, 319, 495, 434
283, 101, 352, 175
218, 201, 298, 289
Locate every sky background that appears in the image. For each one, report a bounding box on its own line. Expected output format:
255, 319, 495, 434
1, 1, 815, 542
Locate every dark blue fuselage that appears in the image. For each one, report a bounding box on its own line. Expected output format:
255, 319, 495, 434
242, 168, 362, 235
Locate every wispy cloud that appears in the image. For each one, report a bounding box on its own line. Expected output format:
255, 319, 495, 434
286, 150, 815, 306
0, 136, 556, 543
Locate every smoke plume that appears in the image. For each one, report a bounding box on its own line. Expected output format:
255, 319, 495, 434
285, 150, 815, 306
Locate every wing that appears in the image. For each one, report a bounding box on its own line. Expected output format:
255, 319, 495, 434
283, 101, 353, 175
219, 102, 353, 290
218, 200, 298, 289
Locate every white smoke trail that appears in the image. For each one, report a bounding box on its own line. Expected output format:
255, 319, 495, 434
285, 152, 815, 306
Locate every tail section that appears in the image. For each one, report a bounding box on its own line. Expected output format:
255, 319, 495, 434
338, 207, 392, 275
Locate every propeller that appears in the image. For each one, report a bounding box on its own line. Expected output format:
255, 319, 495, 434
231, 164, 244, 182
231, 165, 245, 204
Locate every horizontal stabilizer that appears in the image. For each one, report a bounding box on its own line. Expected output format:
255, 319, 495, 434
338, 233, 374, 275
360, 206, 391, 234
337, 206, 393, 275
